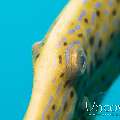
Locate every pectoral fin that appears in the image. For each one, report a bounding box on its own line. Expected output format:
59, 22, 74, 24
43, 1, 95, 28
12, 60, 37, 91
32, 40, 44, 66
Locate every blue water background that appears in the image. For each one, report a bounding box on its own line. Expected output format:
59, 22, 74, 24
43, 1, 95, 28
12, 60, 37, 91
0, 0, 119, 120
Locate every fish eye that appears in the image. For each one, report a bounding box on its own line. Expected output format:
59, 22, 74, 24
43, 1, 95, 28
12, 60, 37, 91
68, 46, 87, 75
65, 41, 87, 76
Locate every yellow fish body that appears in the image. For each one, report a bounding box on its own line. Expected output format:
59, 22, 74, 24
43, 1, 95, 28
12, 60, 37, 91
24, 0, 120, 120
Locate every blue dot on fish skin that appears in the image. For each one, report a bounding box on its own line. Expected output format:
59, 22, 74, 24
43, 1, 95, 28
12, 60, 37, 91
68, 29, 75, 34
108, 0, 113, 6
56, 83, 62, 95
42, 96, 53, 120
103, 10, 109, 16
95, 2, 101, 8
62, 37, 67, 41
75, 25, 81, 30
86, 28, 92, 36
81, 0, 87, 4
78, 10, 86, 21
91, 13, 96, 24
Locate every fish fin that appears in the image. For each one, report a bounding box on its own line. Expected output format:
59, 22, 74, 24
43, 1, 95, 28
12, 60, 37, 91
32, 40, 44, 65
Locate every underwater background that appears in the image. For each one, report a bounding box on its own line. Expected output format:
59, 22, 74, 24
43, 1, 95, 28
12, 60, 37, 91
0, 0, 120, 120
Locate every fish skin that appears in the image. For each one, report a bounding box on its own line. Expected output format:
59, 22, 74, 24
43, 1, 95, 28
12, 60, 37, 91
24, 0, 120, 120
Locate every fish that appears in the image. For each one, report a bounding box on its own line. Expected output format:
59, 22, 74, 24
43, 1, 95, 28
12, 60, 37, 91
23, 0, 120, 120
73, 32, 120, 120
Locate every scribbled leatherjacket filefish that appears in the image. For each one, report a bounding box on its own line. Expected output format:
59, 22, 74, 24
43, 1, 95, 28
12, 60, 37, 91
24, 0, 120, 120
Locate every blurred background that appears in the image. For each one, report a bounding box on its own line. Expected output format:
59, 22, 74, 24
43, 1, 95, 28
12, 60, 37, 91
0, 0, 119, 119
